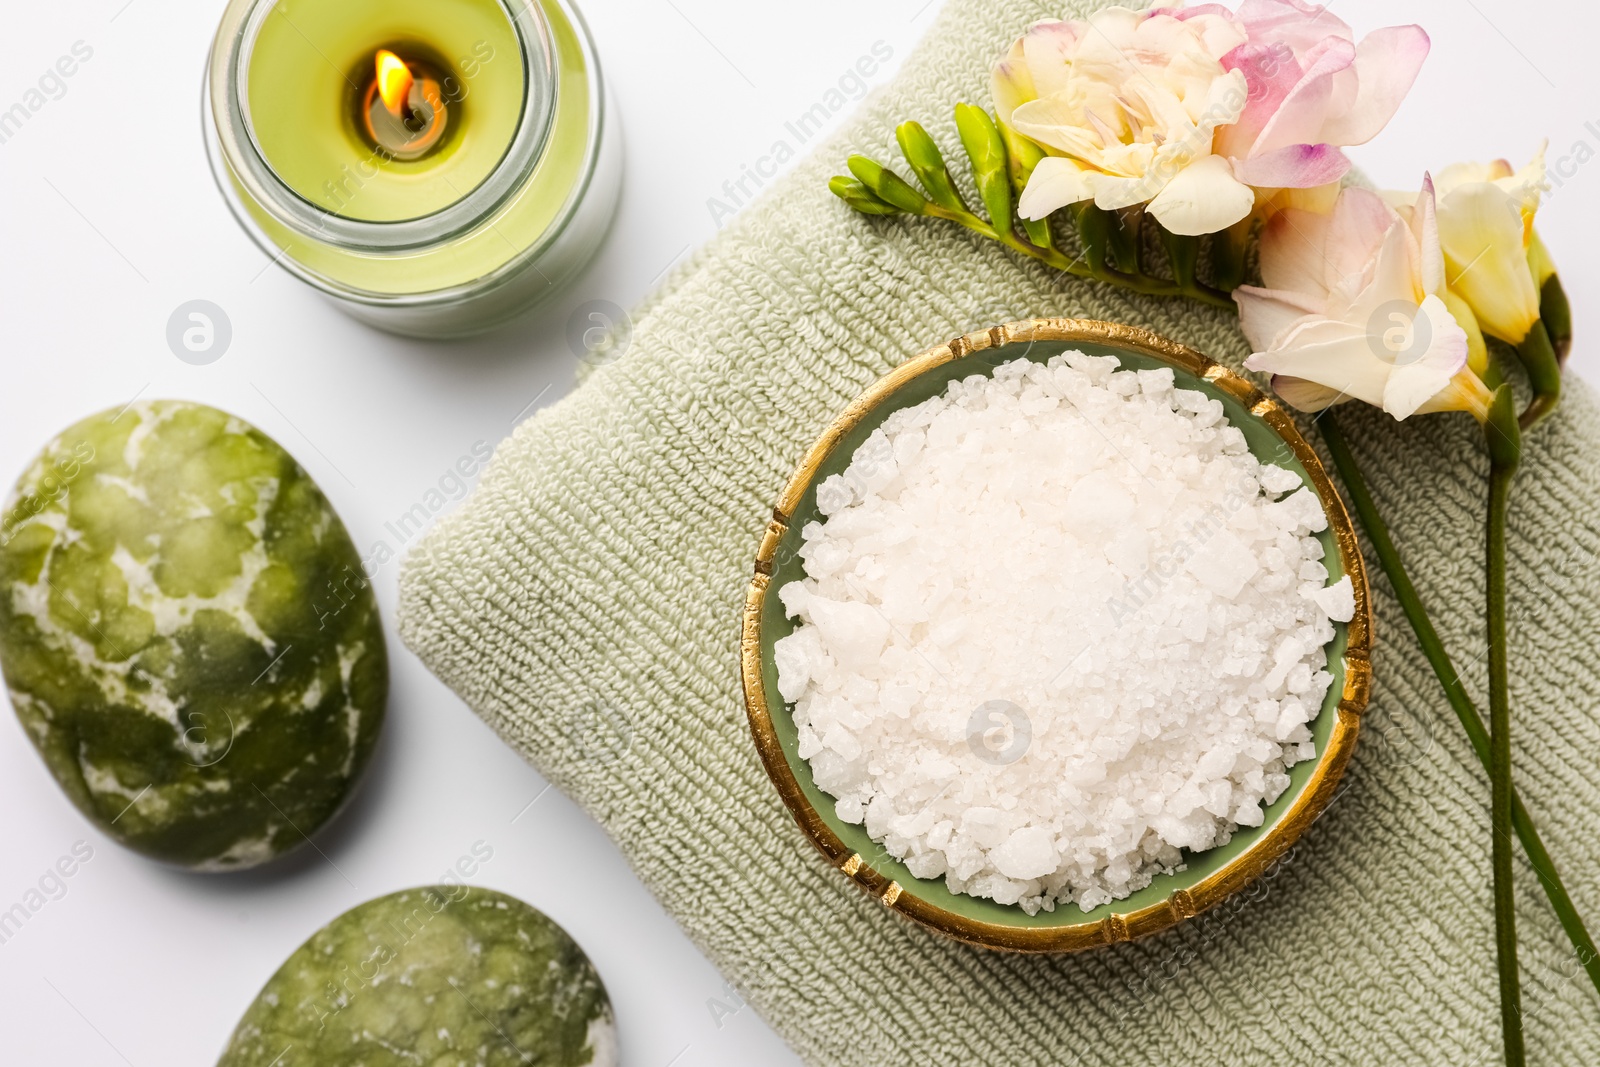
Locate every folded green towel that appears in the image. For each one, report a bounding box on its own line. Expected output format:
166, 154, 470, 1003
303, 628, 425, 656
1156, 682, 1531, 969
398, 1, 1600, 1062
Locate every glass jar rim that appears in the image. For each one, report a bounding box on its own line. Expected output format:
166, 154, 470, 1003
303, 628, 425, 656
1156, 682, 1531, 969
208, 0, 558, 252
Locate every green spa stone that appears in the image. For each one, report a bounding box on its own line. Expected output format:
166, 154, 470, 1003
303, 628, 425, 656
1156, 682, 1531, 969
218, 886, 617, 1067
0, 401, 387, 870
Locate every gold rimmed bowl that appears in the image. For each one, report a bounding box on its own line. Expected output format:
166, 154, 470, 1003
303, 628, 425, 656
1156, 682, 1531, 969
740, 318, 1373, 952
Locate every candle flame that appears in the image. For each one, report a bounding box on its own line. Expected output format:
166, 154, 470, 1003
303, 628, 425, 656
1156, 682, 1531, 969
375, 49, 414, 117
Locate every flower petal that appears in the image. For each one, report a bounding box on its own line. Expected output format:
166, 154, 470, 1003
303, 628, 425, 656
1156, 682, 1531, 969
1341, 208, 1426, 321
1415, 365, 1493, 420
1232, 143, 1352, 189
1018, 20, 1081, 101
1216, 42, 1304, 157
1011, 97, 1109, 160
1258, 182, 1343, 220
1269, 375, 1351, 413
1146, 154, 1255, 235
1437, 181, 1542, 341
1440, 287, 1490, 379
1257, 193, 1390, 299
1235, 0, 1355, 56
1234, 285, 1325, 352
1319, 25, 1431, 146
990, 38, 1035, 128
1434, 160, 1503, 196
1245, 316, 1390, 410
1091, 172, 1162, 212
1380, 293, 1469, 419
1258, 208, 1329, 299
1252, 37, 1357, 156
1409, 177, 1445, 296
1017, 156, 1096, 220
1153, 8, 1247, 58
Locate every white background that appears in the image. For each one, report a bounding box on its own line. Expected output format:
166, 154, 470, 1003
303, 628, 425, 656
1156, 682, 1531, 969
0, 2, 1591, 1063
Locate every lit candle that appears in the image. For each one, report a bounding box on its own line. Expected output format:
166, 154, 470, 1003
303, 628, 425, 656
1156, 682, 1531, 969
206, 0, 620, 338
365, 49, 449, 161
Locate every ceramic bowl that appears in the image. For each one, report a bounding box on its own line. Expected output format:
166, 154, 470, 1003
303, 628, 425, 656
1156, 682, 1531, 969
739, 318, 1373, 952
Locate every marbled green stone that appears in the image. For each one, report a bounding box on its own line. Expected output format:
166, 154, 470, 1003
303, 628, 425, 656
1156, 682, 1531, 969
0, 401, 387, 869
219, 886, 617, 1067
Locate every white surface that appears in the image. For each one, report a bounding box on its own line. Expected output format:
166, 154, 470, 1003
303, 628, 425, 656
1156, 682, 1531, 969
0, 2, 1591, 1063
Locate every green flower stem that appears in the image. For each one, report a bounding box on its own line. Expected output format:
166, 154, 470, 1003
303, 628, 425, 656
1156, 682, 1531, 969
913, 201, 1232, 307
1320, 413, 1600, 1006
1485, 385, 1526, 1067
835, 114, 1237, 312
1516, 320, 1563, 431
942, 203, 1233, 308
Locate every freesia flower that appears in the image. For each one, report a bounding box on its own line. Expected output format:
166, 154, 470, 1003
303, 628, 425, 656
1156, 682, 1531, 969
1235, 182, 1493, 421
993, 2, 1429, 238
1203, 0, 1430, 192
1432, 149, 1548, 344
993, 7, 1256, 236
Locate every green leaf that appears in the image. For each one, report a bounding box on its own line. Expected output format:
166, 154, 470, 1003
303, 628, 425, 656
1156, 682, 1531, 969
1105, 209, 1141, 275
1069, 204, 1112, 274
894, 122, 967, 214
954, 103, 1012, 236
1157, 223, 1200, 290
1210, 218, 1250, 292
845, 155, 930, 215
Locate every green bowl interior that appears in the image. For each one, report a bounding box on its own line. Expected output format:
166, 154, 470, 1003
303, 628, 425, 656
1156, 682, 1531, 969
759, 338, 1349, 929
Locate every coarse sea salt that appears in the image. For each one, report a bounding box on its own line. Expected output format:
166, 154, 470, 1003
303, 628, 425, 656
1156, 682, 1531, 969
773, 352, 1353, 915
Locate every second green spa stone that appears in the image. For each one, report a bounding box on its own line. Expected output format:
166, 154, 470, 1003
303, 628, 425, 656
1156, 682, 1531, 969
0, 401, 386, 869
218, 886, 618, 1066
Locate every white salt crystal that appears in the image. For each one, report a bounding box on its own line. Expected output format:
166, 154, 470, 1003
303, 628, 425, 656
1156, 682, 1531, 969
776, 352, 1347, 914
992, 827, 1059, 880
1065, 471, 1136, 544
1299, 560, 1329, 583
815, 475, 853, 516
1280, 487, 1330, 533
1185, 528, 1258, 599
1137, 368, 1175, 395
1259, 464, 1304, 494
804, 597, 890, 671
1309, 575, 1356, 623
1108, 371, 1141, 396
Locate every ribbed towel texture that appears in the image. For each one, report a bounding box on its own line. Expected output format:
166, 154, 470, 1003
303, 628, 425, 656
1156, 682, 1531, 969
398, 1, 1600, 1062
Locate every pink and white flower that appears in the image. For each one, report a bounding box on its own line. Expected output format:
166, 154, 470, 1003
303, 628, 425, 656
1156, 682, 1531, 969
1201, 0, 1431, 192
1234, 182, 1492, 421
993, 6, 1256, 236
993, 2, 1430, 236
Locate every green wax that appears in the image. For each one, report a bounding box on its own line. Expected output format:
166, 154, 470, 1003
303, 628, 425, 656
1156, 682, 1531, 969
229, 0, 592, 296
246, 0, 524, 222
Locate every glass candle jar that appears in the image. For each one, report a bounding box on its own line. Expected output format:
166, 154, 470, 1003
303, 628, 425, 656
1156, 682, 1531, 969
205, 0, 621, 339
